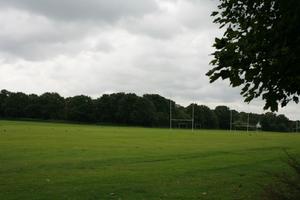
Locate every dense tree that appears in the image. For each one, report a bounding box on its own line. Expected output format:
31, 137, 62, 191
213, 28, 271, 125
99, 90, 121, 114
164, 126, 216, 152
24, 94, 41, 119
116, 93, 140, 124
39, 93, 65, 120
232, 112, 262, 130
0, 90, 9, 117
187, 104, 218, 129
248, 113, 261, 127
276, 114, 291, 132
0, 89, 297, 131
172, 103, 190, 121
3, 92, 29, 118
95, 93, 126, 123
214, 106, 230, 129
143, 94, 170, 126
261, 112, 291, 132
166, 102, 192, 128
95, 93, 157, 126
261, 112, 277, 131
65, 95, 95, 122
207, 0, 300, 111
143, 94, 170, 113
130, 96, 156, 126
116, 93, 156, 126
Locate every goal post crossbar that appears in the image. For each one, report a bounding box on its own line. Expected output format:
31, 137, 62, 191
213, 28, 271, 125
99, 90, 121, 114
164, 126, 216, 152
171, 119, 193, 122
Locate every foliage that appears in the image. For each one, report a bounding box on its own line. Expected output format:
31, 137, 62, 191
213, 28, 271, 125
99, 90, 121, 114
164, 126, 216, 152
39, 93, 65, 120
207, 0, 300, 111
2, 91, 29, 118
0, 89, 296, 131
24, 94, 41, 119
94, 93, 124, 123
115, 93, 156, 126
0, 90, 9, 117
187, 104, 219, 129
65, 95, 95, 122
143, 94, 170, 126
214, 105, 230, 129
261, 112, 292, 132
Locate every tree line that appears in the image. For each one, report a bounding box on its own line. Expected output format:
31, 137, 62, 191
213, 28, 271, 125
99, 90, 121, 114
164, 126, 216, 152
0, 89, 297, 132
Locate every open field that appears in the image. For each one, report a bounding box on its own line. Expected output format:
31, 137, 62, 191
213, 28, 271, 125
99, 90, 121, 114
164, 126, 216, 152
0, 120, 300, 200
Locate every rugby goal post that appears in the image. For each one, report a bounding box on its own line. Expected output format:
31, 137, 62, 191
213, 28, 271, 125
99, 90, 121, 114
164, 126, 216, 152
169, 100, 195, 131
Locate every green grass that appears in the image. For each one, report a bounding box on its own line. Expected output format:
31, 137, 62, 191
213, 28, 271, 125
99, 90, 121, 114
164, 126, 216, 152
0, 120, 300, 200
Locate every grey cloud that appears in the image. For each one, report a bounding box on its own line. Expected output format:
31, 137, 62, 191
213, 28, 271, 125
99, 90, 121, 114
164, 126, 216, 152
0, 8, 116, 60
0, 0, 299, 120
120, 0, 218, 39
0, 0, 159, 60
176, 0, 217, 30
0, 0, 158, 22
0, 0, 218, 60
120, 16, 184, 39
92, 41, 115, 53
0, 39, 83, 61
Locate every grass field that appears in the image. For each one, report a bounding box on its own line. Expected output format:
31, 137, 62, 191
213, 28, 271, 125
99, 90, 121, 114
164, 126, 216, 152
0, 120, 300, 200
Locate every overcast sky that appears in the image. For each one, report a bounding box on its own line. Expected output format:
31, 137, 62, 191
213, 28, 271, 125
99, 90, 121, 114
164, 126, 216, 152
0, 0, 299, 120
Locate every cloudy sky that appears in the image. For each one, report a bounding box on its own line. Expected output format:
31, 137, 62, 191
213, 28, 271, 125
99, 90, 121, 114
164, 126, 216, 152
0, 0, 299, 120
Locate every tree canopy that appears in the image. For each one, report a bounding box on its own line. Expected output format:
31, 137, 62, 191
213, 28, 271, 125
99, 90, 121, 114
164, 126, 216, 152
0, 89, 297, 132
207, 0, 300, 111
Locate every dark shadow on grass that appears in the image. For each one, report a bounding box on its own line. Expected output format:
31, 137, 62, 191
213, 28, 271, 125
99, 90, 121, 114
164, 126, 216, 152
261, 151, 300, 200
